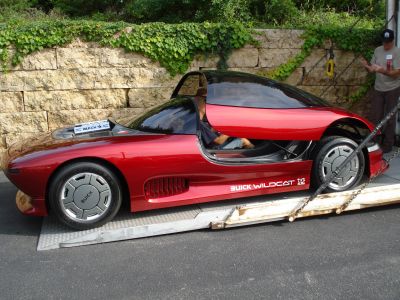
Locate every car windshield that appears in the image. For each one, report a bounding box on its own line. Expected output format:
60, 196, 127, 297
115, 98, 197, 134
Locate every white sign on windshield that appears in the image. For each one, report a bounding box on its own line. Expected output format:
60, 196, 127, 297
74, 120, 110, 135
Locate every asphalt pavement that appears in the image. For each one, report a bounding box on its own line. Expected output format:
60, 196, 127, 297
0, 170, 399, 300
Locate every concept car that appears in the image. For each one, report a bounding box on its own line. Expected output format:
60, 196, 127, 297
2, 71, 386, 229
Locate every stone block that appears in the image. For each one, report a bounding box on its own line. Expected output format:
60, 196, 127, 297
18, 69, 81, 91
334, 67, 369, 86
302, 67, 333, 86
300, 49, 327, 70
19, 49, 57, 70
255, 29, 305, 49
284, 67, 304, 86
227, 48, 259, 68
4, 48, 57, 71
128, 87, 174, 108
190, 54, 220, 69
0, 148, 7, 170
0, 92, 23, 113
0, 112, 48, 134
48, 109, 115, 130
302, 65, 368, 86
25, 69, 89, 91
298, 85, 349, 106
58, 47, 156, 69
301, 49, 360, 78
0, 70, 67, 91
24, 89, 127, 111
0, 135, 6, 148
98, 48, 155, 68
331, 50, 358, 69
0, 71, 25, 91
91, 68, 179, 89
57, 48, 99, 69
0, 68, 178, 92
109, 108, 146, 125
149, 68, 181, 88
259, 48, 301, 68
5, 132, 37, 148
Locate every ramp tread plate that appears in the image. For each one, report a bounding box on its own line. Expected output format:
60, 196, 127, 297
38, 206, 201, 251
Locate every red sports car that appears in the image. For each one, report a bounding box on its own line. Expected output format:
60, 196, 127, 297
2, 71, 386, 229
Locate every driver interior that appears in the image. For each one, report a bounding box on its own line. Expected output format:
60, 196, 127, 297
178, 73, 312, 163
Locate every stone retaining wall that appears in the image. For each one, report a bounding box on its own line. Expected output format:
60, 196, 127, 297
0, 29, 368, 165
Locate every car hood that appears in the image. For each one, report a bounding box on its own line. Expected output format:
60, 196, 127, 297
4, 120, 153, 166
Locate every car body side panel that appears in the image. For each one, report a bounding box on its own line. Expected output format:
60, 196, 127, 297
5, 134, 312, 216
113, 135, 312, 212
205, 104, 375, 140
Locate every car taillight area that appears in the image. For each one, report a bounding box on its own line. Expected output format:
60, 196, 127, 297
145, 177, 189, 199
368, 147, 388, 178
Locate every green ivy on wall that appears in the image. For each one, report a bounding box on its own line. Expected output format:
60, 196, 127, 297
268, 26, 380, 82
0, 20, 381, 105
0, 20, 253, 75
264, 25, 380, 104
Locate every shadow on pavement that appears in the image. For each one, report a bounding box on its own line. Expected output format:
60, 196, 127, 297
0, 182, 42, 237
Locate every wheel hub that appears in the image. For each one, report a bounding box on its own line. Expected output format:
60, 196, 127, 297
73, 185, 100, 210
60, 172, 112, 223
321, 145, 359, 189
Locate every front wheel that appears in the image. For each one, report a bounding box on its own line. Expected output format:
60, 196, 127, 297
49, 162, 122, 230
312, 136, 365, 193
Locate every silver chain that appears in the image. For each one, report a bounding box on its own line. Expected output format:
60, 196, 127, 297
289, 101, 400, 222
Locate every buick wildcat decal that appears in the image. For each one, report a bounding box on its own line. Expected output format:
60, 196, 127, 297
230, 178, 306, 192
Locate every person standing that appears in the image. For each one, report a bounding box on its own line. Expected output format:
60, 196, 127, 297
361, 29, 400, 153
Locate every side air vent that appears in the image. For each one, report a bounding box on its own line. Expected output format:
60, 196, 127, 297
144, 177, 189, 199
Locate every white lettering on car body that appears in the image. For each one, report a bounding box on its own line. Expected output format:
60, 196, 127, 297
230, 178, 306, 193
230, 184, 252, 192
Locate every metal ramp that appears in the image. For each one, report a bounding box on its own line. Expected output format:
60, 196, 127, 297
38, 206, 235, 251
38, 158, 400, 251
37, 195, 276, 251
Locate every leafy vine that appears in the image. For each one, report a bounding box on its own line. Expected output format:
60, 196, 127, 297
0, 20, 253, 75
0, 20, 381, 104
265, 25, 380, 104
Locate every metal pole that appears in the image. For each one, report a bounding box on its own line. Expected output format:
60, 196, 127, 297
396, 0, 400, 46
387, 0, 396, 30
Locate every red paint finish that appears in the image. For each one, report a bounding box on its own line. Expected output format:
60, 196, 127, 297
368, 148, 388, 177
4, 133, 313, 216
206, 104, 375, 140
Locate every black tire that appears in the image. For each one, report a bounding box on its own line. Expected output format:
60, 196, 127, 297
312, 136, 365, 193
49, 162, 122, 230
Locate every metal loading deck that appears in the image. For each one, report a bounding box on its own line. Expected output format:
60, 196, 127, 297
37, 157, 400, 251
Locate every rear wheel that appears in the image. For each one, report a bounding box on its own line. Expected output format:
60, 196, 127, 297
312, 136, 365, 193
49, 162, 122, 230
